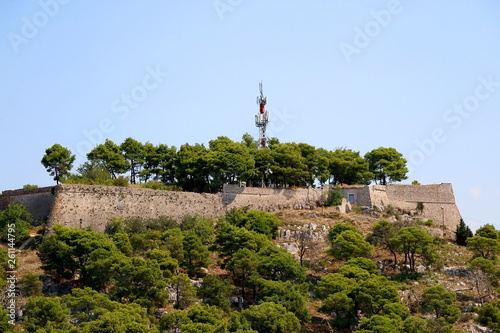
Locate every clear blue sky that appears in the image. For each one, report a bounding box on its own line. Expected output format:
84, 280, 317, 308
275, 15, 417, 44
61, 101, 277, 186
1, 1, 499, 231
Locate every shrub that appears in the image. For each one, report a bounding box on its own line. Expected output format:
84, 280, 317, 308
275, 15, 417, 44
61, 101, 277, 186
23, 184, 38, 189
324, 186, 344, 207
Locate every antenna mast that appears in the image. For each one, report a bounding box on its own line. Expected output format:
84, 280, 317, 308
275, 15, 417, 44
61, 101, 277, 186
255, 81, 270, 149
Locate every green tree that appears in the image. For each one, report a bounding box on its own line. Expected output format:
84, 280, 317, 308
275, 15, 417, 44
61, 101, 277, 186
224, 208, 281, 239
157, 143, 177, 184
328, 229, 373, 260
213, 222, 271, 264
241, 302, 301, 333
242, 132, 259, 149
420, 284, 460, 324
139, 142, 160, 182
475, 224, 499, 239
324, 186, 344, 207
144, 248, 178, 280
0, 203, 31, 242
168, 273, 197, 309
182, 231, 211, 276
87, 139, 129, 179
41, 143, 76, 184
181, 214, 215, 245
175, 143, 209, 192
475, 300, 500, 331
62, 287, 153, 329
257, 245, 306, 283
466, 234, 500, 260
19, 272, 43, 297
256, 279, 310, 321
369, 220, 399, 265
357, 314, 403, 333
73, 160, 112, 184
468, 257, 496, 304
364, 147, 408, 185
390, 227, 434, 271
120, 137, 144, 184
402, 316, 433, 333
207, 136, 255, 190
37, 225, 117, 282
329, 148, 372, 185
271, 142, 309, 187
0, 308, 14, 332
226, 248, 260, 299
197, 274, 232, 312
317, 259, 402, 329
24, 297, 71, 332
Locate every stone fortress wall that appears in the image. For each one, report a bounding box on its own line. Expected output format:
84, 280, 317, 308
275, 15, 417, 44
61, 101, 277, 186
339, 183, 462, 230
1, 182, 462, 233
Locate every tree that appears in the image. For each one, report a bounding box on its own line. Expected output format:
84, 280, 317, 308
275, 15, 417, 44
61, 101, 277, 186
74, 160, 112, 184
181, 214, 215, 245
466, 234, 500, 260
241, 132, 259, 149
324, 186, 344, 207
256, 279, 310, 321
420, 284, 460, 324
271, 142, 309, 187
329, 148, 372, 185
468, 257, 496, 304
62, 287, 152, 329
0, 309, 14, 332
328, 229, 373, 260
175, 143, 209, 192
37, 225, 117, 282
475, 300, 500, 331
19, 272, 43, 297
317, 260, 403, 329
390, 227, 434, 271
364, 147, 408, 185
402, 316, 433, 333
197, 275, 233, 312
182, 231, 211, 276
139, 142, 160, 182
24, 297, 71, 332
157, 143, 177, 184
241, 302, 301, 333
213, 222, 271, 264
369, 220, 399, 265
224, 208, 281, 239
455, 218, 473, 246
226, 248, 260, 299
475, 224, 498, 240
87, 139, 129, 179
168, 273, 197, 309
357, 314, 403, 333
0, 203, 31, 242
41, 143, 75, 184
120, 137, 144, 184
207, 136, 255, 190
257, 245, 306, 283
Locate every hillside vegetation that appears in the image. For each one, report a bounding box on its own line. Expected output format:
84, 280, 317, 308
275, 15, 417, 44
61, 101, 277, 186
0, 202, 498, 332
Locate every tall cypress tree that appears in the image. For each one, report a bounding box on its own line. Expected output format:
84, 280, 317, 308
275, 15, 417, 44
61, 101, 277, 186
455, 218, 473, 246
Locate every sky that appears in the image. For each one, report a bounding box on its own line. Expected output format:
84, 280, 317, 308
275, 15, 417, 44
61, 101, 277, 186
1, 1, 499, 231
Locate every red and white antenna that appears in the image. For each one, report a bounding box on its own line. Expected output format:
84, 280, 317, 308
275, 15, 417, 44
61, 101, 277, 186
255, 81, 270, 149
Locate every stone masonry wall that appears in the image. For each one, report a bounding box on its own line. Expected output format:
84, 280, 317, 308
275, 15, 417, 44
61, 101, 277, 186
222, 184, 325, 212
0, 187, 55, 223
47, 184, 225, 233
1, 182, 462, 234
385, 183, 461, 231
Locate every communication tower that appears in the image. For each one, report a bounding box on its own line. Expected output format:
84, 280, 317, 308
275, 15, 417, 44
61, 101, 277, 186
255, 81, 270, 149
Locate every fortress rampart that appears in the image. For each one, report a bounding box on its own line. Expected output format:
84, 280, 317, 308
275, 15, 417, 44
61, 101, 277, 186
1, 183, 462, 233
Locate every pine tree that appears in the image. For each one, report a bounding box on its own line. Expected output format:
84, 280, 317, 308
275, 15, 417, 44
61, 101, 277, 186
455, 218, 473, 246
